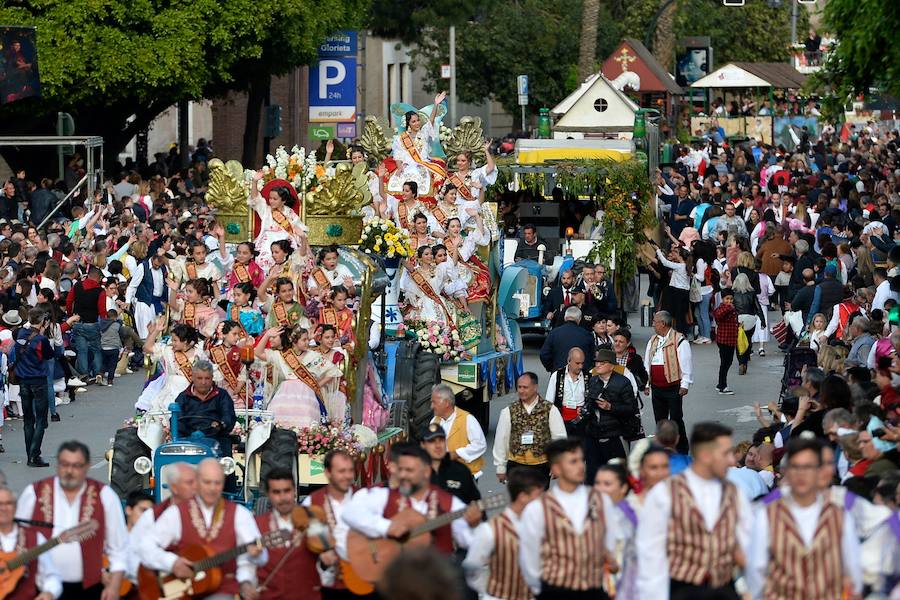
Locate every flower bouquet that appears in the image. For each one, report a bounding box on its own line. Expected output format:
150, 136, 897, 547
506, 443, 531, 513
244, 145, 321, 193
293, 419, 363, 458
358, 217, 412, 259
413, 321, 468, 362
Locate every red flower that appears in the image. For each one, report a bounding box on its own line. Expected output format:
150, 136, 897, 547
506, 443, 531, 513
332, 353, 344, 365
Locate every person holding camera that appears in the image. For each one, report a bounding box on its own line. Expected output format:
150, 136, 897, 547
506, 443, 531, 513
582, 349, 635, 484
12, 307, 53, 467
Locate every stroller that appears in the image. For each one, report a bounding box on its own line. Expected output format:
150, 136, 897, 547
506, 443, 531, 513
779, 346, 818, 401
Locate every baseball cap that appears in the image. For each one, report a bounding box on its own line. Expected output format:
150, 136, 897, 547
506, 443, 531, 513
421, 423, 447, 441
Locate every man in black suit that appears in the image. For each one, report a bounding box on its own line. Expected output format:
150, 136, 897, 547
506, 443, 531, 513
582, 349, 634, 483
539, 306, 594, 374
543, 268, 577, 326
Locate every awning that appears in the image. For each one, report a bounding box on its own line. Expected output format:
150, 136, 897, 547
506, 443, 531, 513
691, 62, 807, 89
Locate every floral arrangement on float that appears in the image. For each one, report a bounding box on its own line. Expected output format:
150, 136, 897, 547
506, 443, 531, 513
410, 321, 468, 362
244, 145, 321, 194
293, 419, 364, 458
358, 217, 412, 259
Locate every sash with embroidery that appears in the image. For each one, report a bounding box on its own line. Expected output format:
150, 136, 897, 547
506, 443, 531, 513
272, 300, 293, 326
174, 351, 193, 380
432, 204, 451, 228
210, 344, 246, 398
183, 301, 198, 326
281, 350, 324, 401
271, 209, 294, 235
320, 306, 338, 327
410, 269, 454, 324
447, 172, 475, 201
400, 131, 447, 181
397, 201, 411, 231
185, 262, 198, 281
311, 268, 331, 290
228, 304, 250, 338
234, 263, 252, 284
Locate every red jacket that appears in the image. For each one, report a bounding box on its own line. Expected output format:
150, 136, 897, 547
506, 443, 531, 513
65, 277, 107, 319
713, 302, 739, 347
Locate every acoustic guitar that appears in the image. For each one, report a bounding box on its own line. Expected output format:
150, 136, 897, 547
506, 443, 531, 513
0, 519, 99, 599
102, 554, 132, 597
138, 528, 292, 600
343, 492, 508, 595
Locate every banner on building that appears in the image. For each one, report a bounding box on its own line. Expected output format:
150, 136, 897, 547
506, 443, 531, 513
0, 26, 40, 104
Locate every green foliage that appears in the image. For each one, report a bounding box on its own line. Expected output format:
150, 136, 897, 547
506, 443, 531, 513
811, 0, 900, 119
410, 0, 623, 118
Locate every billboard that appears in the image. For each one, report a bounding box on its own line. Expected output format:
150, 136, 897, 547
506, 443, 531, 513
0, 26, 40, 104
309, 31, 357, 123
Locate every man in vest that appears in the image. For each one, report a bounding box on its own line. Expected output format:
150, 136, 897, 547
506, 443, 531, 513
463, 468, 544, 600
132, 463, 197, 585
299, 449, 362, 600
636, 422, 752, 600
254, 468, 321, 600
15, 440, 128, 600
125, 250, 168, 340
644, 311, 693, 454
430, 383, 487, 479
143, 458, 267, 600
492, 373, 567, 486
342, 444, 482, 557
518, 437, 621, 599
824, 287, 868, 340
544, 348, 588, 435
421, 423, 481, 505
747, 436, 862, 600
0, 486, 63, 600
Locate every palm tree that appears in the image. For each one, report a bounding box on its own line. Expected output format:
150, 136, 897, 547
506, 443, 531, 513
652, 0, 677, 74
577, 0, 600, 83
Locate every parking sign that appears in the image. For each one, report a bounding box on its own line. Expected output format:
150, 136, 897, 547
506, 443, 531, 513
309, 31, 357, 123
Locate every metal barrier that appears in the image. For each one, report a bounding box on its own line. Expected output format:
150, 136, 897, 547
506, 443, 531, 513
36, 172, 89, 230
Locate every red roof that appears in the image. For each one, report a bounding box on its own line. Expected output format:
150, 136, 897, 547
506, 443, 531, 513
600, 39, 682, 94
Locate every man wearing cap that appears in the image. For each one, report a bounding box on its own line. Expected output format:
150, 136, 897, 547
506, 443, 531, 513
582, 349, 634, 484
429, 384, 487, 479
421, 423, 481, 505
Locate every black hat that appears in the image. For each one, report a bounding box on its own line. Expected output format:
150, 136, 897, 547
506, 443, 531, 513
594, 349, 617, 364
421, 422, 447, 441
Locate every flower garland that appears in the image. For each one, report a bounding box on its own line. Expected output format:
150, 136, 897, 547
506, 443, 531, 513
358, 217, 412, 258
292, 419, 363, 457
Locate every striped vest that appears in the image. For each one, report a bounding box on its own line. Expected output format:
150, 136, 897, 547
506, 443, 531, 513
540, 489, 606, 591
442, 408, 484, 475
763, 499, 844, 600
487, 512, 532, 600
666, 474, 739, 588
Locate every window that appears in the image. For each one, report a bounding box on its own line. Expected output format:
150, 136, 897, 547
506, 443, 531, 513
593, 98, 609, 113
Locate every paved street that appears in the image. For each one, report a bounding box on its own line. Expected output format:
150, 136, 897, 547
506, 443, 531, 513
1, 305, 785, 495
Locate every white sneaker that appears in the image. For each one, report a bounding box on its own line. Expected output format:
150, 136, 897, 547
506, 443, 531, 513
125, 368, 135, 374
716, 387, 735, 395
114, 373, 122, 378
67, 377, 87, 387
74, 387, 88, 394
64, 350, 76, 358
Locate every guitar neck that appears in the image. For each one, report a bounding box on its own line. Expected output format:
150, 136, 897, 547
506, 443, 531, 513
407, 499, 486, 539
6, 536, 61, 571
192, 543, 253, 573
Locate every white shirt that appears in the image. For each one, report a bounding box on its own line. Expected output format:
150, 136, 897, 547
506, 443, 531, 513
643, 329, 694, 390
141, 498, 267, 585
301, 489, 354, 585
462, 508, 529, 600
746, 495, 862, 600
635, 468, 753, 600
0, 526, 63, 598
431, 410, 487, 477
125, 262, 165, 304
341, 486, 474, 549
518, 485, 620, 594
655, 249, 690, 290
492, 398, 567, 474
871, 279, 898, 311
544, 369, 585, 411
15, 478, 129, 583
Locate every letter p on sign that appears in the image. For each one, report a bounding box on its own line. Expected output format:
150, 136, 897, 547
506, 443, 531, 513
319, 60, 346, 98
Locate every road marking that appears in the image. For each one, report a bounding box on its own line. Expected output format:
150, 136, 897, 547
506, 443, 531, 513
717, 405, 758, 423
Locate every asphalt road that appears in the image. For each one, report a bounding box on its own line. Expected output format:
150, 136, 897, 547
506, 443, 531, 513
1, 307, 785, 496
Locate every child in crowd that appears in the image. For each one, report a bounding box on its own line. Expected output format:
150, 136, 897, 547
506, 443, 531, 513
99, 308, 124, 386
712, 289, 738, 395
318, 285, 355, 351
807, 312, 828, 352
774, 259, 793, 313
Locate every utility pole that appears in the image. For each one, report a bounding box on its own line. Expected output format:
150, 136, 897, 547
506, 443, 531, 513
449, 25, 457, 125
790, 0, 798, 44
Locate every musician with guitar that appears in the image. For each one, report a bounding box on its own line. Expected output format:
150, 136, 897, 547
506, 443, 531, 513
0, 486, 63, 600
15, 441, 129, 600
142, 458, 268, 600
342, 443, 482, 562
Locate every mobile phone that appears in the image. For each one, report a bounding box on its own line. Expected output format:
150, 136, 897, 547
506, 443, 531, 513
871, 428, 886, 439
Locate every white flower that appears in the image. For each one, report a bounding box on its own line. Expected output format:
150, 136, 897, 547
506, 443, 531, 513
261, 166, 271, 175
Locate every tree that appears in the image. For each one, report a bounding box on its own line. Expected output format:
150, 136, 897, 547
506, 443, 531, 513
411, 0, 623, 121
811, 0, 900, 121
577, 0, 601, 83
0, 0, 367, 170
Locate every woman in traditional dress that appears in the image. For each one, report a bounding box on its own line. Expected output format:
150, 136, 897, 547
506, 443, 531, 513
248, 171, 309, 272
433, 244, 470, 312
400, 246, 457, 328
408, 213, 438, 258
441, 216, 491, 303
313, 324, 349, 423
135, 321, 206, 412
307, 245, 356, 299
259, 273, 309, 330
224, 282, 266, 338
381, 180, 438, 233
318, 285, 355, 351
446, 139, 497, 203
254, 326, 333, 429
168, 277, 221, 339
387, 92, 448, 196
225, 241, 265, 297
208, 321, 251, 410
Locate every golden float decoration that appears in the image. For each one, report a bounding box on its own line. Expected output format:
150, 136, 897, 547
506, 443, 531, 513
206, 158, 253, 243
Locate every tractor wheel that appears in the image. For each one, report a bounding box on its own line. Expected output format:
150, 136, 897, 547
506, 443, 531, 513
259, 428, 299, 489
109, 427, 150, 499
393, 341, 441, 440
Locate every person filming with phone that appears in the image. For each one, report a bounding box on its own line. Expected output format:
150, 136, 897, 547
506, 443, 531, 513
12, 307, 55, 467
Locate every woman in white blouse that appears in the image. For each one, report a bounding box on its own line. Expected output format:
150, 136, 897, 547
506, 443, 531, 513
654, 240, 692, 336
